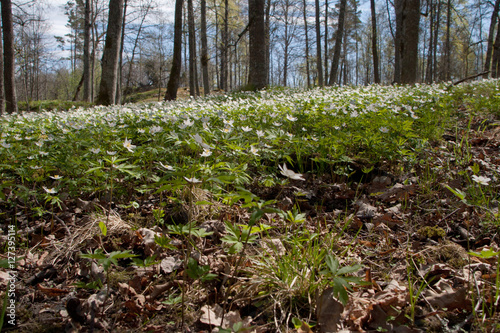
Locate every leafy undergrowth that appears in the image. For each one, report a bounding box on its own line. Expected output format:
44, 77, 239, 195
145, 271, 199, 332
1, 81, 499, 332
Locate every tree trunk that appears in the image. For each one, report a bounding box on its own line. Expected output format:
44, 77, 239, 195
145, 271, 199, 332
221, 0, 229, 91
247, 0, 267, 90
0, 20, 4, 115
444, 0, 451, 81
116, 0, 127, 104
187, 0, 199, 96
96, 0, 124, 105
492, 23, 500, 77
370, 0, 380, 83
484, 0, 500, 77
324, 0, 329, 82
200, 0, 210, 95
164, 0, 183, 100
302, 0, 311, 88
1, 0, 17, 114
394, 0, 420, 84
328, 0, 347, 85
315, 0, 323, 86
83, 0, 92, 102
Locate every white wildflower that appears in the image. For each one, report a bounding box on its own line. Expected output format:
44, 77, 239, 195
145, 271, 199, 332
159, 162, 174, 171
90, 148, 101, 154
279, 163, 304, 181
472, 175, 491, 186
123, 138, 136, 152
43, 187, 58, 194
286, 115, 297, 122
250, 146, 259, 156
201, 148, 212, 157
184, 176, 202, 184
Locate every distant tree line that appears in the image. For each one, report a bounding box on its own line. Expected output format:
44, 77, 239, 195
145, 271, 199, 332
0, 0, 499, 112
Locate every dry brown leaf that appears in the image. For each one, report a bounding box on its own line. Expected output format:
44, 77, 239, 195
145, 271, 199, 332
317, 287, 344, 333
423, 278, 470, 310
199, 304, 252, 329
37, 284, 70, 297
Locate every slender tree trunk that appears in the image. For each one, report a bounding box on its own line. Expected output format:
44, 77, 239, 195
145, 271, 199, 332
96, 0, 124, 105
124, 0, 152, 102
265, 0, 271, 84
0, 21, 4, 115
433, 0, 441, 79
83, 0, 92, 102
328, 0, 347, 85
201, 0, 210, 95
315, 0, 323, 86
492, 23, 500, 77
164, 0, 183, 100
324, 0, 329, 81
444, 0, 451, 81
116, 0, 127, 104
370, 0, 380, 83
484, 0, 500, 77
1, 0, 17, 114
425, 0, 434, 83
248, 0, 267, 90
187, 0, 199, 96
221, 0, 229, 91
302, 0, 311, 88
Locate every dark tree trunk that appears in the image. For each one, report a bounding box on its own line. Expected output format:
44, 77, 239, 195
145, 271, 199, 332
444, 0, 451, 81
302, 0, 311, 88
164, 0, 183, 100
201, 0, 210, 95
221, 0, 229, 90
83, 0, 92, 102
484, 0, 500, 78
0, 20, 4, 115
247, 0, 267, 90
315, 0, 323, 86
394, 0, 420, 84
1, 0, 17, 113
116, 0, 127, 104
328, 0, 347, 85
187, 0, 199, 96
96, 0, 124, 105
370, 0, 380, 83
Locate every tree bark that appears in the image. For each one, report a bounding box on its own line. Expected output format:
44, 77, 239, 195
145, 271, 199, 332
188, 0, 199, 96
1, 0, 17, 113
370, 0, 380, 83
492, 22, 500, 78
116, 0, 128, 104
83, 0, 92, 102
328, 0, 347, 85
247, 0, 267, 90
484, 0, 500, 78
302, 0, 311, 88
0, 19, 4, 115
96, 0, 124, 105
164, 0, 183, 100
200, 0, 210, 95
394, 0, 420, 84
315, 0, 323, 86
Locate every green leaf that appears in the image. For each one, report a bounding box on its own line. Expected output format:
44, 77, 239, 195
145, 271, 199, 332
99, 221, 107, 236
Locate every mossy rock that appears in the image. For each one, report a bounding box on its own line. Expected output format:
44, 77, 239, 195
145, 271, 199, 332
418, 226, 446, 240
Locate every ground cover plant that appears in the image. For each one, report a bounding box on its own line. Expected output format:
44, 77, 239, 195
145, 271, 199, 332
0, 79, 499, 332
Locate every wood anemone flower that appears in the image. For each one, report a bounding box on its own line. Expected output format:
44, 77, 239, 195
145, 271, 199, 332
279, 163, 304, 181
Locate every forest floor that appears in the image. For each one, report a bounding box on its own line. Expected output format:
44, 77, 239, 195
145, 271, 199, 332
1, 84, 500, 333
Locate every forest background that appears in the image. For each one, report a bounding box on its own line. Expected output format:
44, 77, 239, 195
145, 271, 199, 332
0, 0, 499, 113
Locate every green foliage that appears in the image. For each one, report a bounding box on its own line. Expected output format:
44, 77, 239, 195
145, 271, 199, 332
320, 254, 368, 306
